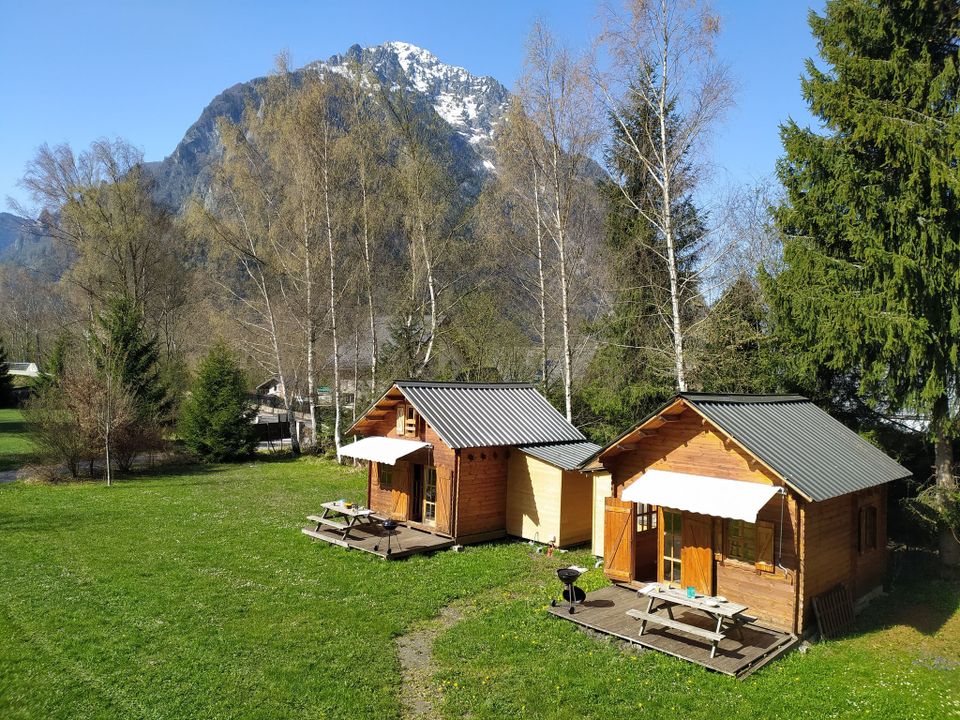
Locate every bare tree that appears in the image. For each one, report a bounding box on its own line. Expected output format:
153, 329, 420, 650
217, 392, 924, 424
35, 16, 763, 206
516, 22, 601, 420
186, 111, 303, 455
15, 139, 187, 344
597, 0, 732, 391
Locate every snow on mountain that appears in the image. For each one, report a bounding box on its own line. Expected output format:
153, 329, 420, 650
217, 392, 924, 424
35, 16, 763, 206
321, 41, 510, 167
148, 42, 511, 211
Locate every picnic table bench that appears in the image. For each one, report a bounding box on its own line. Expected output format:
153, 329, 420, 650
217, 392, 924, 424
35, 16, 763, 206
308, 501, 377, 541
628, 584, 753, 658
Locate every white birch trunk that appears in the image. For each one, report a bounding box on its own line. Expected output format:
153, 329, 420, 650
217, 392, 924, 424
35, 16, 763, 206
659, 24, 687, 392
322, 127, 342, 460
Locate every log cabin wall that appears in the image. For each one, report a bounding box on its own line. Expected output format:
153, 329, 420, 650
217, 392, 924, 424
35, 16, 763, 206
800, 484, 888, 632
506, 452, 562, 545
558, 469, 593, 547
363, 411, 457, 536
455, 446, 509, 542
606, 407, 801, 633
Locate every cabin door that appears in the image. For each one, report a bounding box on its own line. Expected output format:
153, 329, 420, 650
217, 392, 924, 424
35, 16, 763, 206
410, 465, 424, 522
680, 514, 714, 596
603, 497, 635, 582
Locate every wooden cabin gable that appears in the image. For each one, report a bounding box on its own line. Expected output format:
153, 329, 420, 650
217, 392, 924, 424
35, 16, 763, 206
607, 407, 781, 496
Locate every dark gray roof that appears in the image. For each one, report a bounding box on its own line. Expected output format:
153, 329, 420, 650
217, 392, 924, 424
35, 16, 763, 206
395, 381, 586, 449
518, 440, 602, 471
681, 393, 911, 502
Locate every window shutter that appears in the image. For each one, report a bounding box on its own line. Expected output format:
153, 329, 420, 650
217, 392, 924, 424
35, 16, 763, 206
756, 521, 775, 573
396, 405, 405, 435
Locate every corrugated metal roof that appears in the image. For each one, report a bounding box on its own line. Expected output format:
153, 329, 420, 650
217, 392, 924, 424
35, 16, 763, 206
683, 394, 912, 502
518, 440, 602, 471
394, 381, 586, 449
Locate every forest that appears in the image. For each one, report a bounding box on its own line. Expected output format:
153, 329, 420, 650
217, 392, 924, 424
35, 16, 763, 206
1, 0, 957, 571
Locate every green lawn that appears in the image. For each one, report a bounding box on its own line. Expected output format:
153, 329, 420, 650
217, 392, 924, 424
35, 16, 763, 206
0, 408, 36, 472
0, 458, 957, 719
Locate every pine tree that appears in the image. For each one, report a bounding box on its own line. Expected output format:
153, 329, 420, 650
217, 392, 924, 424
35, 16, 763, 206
179, 344, 257, 462
767, 0, 960, 572
92, 295, 171, 423
0, 337, 14, 408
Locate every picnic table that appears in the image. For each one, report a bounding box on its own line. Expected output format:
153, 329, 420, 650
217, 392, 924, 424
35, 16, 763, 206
308, 501, 377, 541
627, 583, 753, 658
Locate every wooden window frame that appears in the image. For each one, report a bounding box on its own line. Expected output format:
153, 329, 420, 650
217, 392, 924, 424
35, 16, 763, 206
396, 405, 406, 436
662, 510, 682, 585
636, 503, 657, 533
721, 519, 775, 573
379, 463, 393, 490
423, 466, 438, 525
858, 504, 878, 554
725, 519, 757, 563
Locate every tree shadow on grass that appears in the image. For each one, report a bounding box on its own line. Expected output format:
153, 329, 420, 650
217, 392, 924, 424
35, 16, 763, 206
851, 547, 959, 638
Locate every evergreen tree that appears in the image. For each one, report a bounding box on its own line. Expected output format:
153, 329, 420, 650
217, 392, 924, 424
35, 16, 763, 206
179, 344, 257, 462
767, 0, 960, 572
92, 295, 171, 424
0, 337, 14, 408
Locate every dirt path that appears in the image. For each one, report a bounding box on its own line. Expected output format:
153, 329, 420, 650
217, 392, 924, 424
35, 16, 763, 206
395, 604, 465, 719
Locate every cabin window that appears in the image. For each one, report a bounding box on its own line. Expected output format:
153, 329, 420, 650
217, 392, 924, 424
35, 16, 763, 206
858, 505, 878, 553
724, 519, 775, 571
395, 404, 419, 436
662, 511, 682, 585
423, 467, 437, 524
636, 503, 657, 533
725, 520, 757, 563
379, 464, 393, 490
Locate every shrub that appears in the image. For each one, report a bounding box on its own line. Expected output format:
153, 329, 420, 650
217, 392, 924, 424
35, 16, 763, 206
179, 344, 257, 462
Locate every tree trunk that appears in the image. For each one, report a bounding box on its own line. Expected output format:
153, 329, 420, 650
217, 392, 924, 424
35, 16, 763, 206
322, 130, 342, 461
659, 37, 687, 393
305, 218, 318, 450
551, 147, 573, 422
934, 397, 959, 575
533, 164, 549, 391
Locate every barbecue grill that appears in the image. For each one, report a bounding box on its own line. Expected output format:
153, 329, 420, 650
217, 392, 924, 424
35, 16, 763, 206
373, 519, 400, 557
552, 566, 586, 614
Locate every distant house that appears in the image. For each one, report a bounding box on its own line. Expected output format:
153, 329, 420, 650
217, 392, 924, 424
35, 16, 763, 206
8, 362, 40, 378
583, 393, 911, 634
342, 381, 599, 546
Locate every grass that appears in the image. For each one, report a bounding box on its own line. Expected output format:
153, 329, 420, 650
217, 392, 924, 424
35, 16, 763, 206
0, 455, 957, 719
0, 408, 36, 472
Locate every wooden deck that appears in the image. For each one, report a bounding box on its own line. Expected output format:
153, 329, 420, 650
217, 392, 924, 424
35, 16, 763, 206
547, 584, 798, 678
301, 520, 456, 559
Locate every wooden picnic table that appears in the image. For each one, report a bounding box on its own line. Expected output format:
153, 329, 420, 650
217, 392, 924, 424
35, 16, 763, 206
308, 501, 377, 541
627, 583, 752, 658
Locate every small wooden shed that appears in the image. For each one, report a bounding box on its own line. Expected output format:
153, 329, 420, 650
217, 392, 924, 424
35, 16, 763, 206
584, 393, 911, 634
343, 381, 599, 547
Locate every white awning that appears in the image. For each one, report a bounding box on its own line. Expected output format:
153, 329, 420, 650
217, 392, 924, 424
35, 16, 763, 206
338, 436, 430, 465
621, 468, 782, 523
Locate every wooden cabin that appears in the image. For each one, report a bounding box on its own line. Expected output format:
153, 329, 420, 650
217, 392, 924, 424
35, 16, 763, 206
584, 393, 911, 634
342, 381, 599, 546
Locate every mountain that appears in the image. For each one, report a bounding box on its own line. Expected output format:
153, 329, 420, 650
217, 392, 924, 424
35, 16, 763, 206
147, 41, 511, 211
3, 42, 514, 272
0, 212, 58, 270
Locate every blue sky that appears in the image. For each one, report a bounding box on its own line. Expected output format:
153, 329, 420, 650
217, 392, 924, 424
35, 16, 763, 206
0, 0, 822, 211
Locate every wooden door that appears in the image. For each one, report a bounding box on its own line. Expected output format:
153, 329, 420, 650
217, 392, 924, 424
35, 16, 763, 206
681, 513, 714, 595
391, 462, 410, 519
604, 497, 636, 582
435, 466, 453, 535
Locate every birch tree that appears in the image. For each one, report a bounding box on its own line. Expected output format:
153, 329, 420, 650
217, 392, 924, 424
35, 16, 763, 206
517, 22, 601, 420
186, 110, 302, 455
489, 99, 554, 392
597, 0, 731, 391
